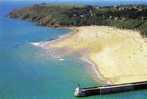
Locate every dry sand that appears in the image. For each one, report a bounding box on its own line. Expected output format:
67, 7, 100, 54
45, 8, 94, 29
38, 26, 147, 84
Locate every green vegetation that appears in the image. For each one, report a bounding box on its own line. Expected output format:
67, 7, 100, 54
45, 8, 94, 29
9, 4, 147, 37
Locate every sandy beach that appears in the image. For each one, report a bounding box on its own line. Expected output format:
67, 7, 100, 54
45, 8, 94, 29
33, 26, 147, 85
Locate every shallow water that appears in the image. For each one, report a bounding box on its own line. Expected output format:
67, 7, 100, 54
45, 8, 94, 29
0, 1, 147, 99
0, 2, 99, 99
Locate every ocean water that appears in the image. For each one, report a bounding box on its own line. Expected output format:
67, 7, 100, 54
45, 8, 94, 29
0, 1, 147, 99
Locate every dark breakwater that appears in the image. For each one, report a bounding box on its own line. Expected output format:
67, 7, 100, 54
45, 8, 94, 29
74, 81, 147, 97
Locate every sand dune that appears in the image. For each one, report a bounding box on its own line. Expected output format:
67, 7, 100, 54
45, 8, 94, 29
46, 26, 147, 84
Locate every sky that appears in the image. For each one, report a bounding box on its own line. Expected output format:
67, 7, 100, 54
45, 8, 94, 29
1, 0, 146, 1
1, 0, 147, 6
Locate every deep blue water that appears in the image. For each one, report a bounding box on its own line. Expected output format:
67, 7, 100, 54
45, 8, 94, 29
0, 1, 147, 99
0, 1, 99, 99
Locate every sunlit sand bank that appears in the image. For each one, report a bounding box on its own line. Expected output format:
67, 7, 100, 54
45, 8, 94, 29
33, 26, 147, 84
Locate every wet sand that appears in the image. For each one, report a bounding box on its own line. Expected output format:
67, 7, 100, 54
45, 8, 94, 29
32, 26, 147, 85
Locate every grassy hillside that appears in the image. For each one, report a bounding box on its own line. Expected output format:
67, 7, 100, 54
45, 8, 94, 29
9, 4, 147, 37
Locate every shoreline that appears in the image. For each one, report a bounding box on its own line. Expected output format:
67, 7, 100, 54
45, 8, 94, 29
30, 28, 108, 85
80, 56, 110, 85
31, 40, 106, 84
31, 25, 147, 85
30, 27, 77, 49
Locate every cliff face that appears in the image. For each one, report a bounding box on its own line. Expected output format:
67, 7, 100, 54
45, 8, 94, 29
9, 4, 95, 27
9, 4, 147, 37
9, 5, 58, 27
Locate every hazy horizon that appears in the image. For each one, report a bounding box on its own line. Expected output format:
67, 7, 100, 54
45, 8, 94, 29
1, 0, 147, 6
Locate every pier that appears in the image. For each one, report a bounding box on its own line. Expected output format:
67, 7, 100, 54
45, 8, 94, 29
74, 81, 147, 97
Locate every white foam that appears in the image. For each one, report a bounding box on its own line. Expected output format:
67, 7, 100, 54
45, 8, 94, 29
30, 41, 50, 49
58, 58, 64, 61
30, 42, 40, 46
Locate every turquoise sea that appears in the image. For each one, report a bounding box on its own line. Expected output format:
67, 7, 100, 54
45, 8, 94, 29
0, 1, 147, 99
